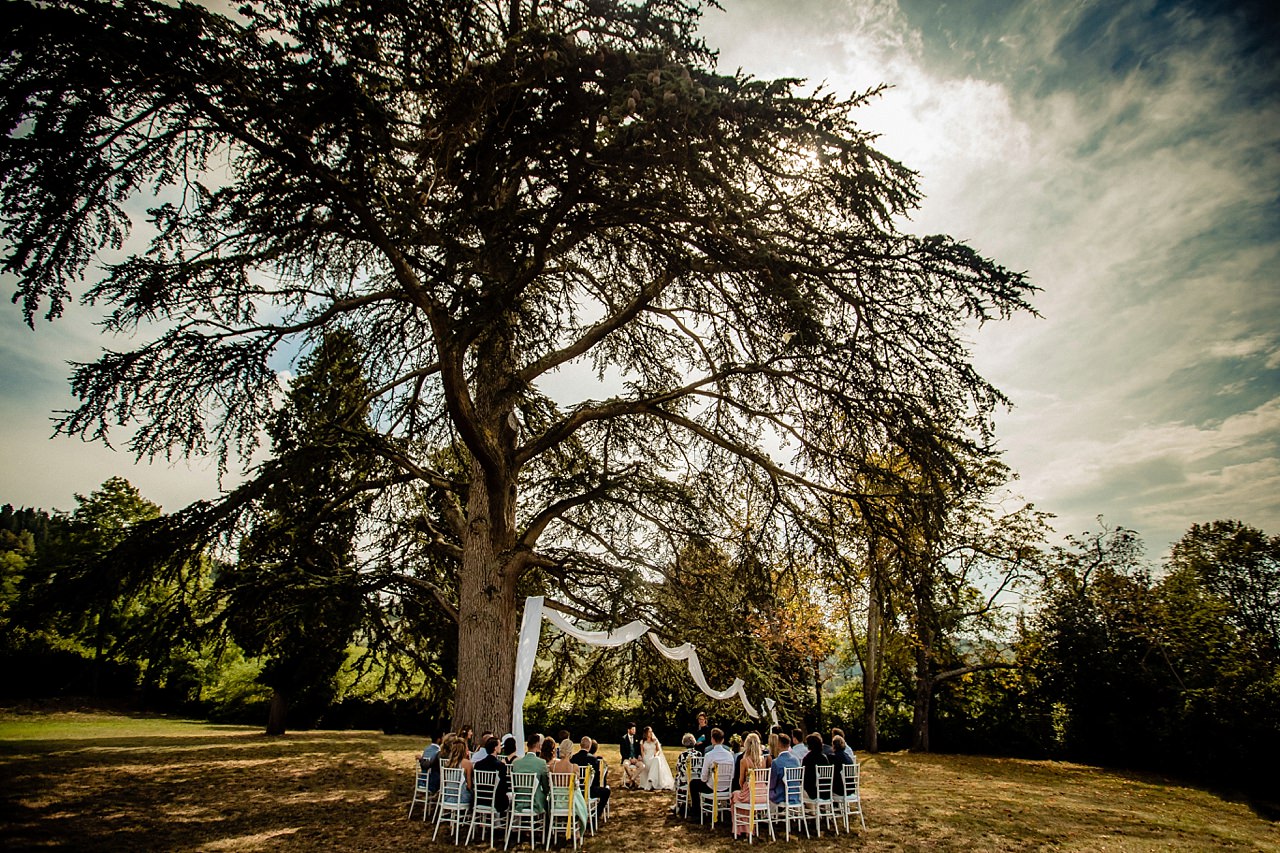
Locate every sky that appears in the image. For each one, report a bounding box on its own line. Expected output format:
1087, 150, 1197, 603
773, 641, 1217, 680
2, 0, 1278, 559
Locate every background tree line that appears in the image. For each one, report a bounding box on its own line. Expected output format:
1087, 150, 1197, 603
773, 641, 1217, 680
3, 466, 1276, 800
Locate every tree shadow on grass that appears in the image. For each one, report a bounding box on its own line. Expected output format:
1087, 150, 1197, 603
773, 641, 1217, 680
0, 729, 423, 852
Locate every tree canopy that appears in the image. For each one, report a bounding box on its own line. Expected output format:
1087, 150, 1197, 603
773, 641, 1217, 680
2, 0, 1034, 732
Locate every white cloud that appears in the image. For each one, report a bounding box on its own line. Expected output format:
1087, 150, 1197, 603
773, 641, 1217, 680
701, 0, 1280, 555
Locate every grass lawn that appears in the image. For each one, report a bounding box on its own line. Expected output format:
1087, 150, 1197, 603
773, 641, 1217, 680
1, 708, 1276, 852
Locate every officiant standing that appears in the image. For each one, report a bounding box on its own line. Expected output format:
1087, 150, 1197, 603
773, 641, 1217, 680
620, 721, 643, 789
694, 712, 712, 754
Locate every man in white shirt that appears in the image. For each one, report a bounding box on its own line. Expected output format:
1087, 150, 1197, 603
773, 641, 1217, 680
689, 728, 734, 822
471, 730, 494, 763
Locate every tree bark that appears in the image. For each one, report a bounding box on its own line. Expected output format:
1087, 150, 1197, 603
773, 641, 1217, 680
451, 431, 519, 737
862, 536, 882, 753
910, 659, 933, 753
910, 559, 936, 753
266, 688, 288, 736
812, 660, 824, 732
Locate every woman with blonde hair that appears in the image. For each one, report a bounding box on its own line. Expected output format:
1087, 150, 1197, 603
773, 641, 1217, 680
548, 737, 588, 835
551, 738, 576, 774
729, 732, 766, 837
441, 735, 474, 806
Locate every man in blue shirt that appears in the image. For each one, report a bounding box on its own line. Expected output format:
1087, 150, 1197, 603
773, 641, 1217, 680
769, 733, 801, 806
420, 731, 449, 793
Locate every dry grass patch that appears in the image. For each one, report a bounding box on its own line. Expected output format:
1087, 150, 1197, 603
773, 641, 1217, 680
1, 710, 1276, 852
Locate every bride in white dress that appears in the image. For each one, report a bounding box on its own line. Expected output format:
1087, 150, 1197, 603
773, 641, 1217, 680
637, 726, 675, 791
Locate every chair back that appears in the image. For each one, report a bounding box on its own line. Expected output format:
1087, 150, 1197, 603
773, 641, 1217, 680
473, 768, 501, 809
574, 761, 593, 794
688, 754, 704, 783
548, 771, 574, 809
815, 764, 834, 800
839, 761, 859, 799
713, 758, 733, 793
747, 766, 770, 807
441, 765, 469, 804
510, 771, 540, 812
782, 765, 803, 805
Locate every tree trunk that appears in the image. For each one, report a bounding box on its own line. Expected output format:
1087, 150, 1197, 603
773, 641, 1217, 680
910, 675, 933, 752
862, 536, 882, 753
863, 601, 880, 752
91, 610, 106, 697
812, 660, 824, 733
451, 455, 519, 738
909, 548, 938, 753
266, 688, 288, 736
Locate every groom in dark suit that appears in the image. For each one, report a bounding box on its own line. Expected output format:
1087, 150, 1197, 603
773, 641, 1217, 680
619, 721, 642, 789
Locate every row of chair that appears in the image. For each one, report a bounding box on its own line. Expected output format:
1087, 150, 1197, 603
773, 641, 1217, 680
412, 763, 606, 849
674, 754, 865, 844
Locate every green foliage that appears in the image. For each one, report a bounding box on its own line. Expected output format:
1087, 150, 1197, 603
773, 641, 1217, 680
218, 331, 379, 724
1168, 520, 1280, 658
1016, 521, 1280, 791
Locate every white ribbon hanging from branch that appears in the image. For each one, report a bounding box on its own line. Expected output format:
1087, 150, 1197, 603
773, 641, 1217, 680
647, 635, 759, 717
511, 596, 774, 751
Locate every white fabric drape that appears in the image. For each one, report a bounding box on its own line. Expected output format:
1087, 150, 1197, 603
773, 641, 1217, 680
543, 607, 650, 647
763, 697, 779, 730
648, 635, 760, 717
510, 595, 547, 753
511, 596, 774, 746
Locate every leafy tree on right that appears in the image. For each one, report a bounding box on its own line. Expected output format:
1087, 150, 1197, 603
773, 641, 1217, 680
1019, 520, 1280, 791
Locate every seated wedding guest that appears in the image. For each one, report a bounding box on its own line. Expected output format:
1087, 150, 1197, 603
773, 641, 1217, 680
619, 721, 643, 789
546, 736, 592, 829
420, 732, 441, 767
539, 737, 557, 766
551, 738, 576, 776
569, 736, 611, 811
471, 730, 495, 763
501, 734, 518, 763
829, 735, 852, 797
769, 734, 800, 806
545, 738, 590, 836
730, 733, 768, 838
422, 731, 454, 793
473, 735, 511, 813
589, 739, 601, 757
458, 725, 475, 752
729, 733, 744, 791
789, 727, 808, 762
442, 737, 474, 806
510, 733, 551, 814
690, 728, 734, 821
767, 731, 781, 761
832, 729, 855, 761
694, 712, 712, 754
801, 733, 833, 801
673, 733, 699, 799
